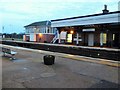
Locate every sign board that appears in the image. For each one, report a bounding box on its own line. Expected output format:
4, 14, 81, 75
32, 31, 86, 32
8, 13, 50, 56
73, 38, 82, 41
60, 31, 67, 39
82, 28, 95, 32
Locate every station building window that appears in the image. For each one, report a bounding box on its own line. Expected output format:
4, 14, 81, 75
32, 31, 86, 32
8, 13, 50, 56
103, 33, 107, 44
100, 33, 107, 44
112, 34, 115, 40
67, 34, 72, 43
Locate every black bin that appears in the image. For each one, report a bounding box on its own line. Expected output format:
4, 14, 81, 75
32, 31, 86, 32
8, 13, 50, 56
43, 55, 55, 65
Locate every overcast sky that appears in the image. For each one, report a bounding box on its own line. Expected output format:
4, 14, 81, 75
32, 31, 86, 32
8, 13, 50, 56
0, 0, 119, 33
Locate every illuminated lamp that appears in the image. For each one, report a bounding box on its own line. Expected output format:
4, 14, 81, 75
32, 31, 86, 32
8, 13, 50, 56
39, 33, 42, 37
70, 30, 74, 34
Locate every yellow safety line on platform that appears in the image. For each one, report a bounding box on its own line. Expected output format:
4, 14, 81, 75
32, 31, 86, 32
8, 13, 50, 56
62, 55, 119, 67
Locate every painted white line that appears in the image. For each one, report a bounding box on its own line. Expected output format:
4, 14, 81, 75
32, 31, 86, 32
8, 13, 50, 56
1, 44, 119, 66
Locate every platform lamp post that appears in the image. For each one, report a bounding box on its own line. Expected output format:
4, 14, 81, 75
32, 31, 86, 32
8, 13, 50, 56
2, 26, 5, 39
100, 25, 104, 47
2, 26, 4, 33
9, 24, 13, 39
105, 24, 109, 47
76, 27, 81, 46
76, 33, 79, 45
57, 28, 61, 44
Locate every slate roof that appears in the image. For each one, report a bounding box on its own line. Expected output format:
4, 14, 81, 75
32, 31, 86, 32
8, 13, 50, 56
24, 21, 51, 27
51, 11, 120, 22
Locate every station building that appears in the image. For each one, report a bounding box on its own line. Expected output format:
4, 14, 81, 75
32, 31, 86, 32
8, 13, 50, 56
24, 21, 56, 43
24, 5, 120, 48
51, 5, 120, 48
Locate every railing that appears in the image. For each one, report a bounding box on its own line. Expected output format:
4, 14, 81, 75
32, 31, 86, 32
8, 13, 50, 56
51, 35, 58, 43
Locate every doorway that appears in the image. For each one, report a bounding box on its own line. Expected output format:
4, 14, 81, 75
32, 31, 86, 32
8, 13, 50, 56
88, 34, 94, 46
113, 33, 119, 47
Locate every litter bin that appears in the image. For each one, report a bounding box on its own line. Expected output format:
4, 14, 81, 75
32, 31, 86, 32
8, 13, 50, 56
43, 55, 55, 65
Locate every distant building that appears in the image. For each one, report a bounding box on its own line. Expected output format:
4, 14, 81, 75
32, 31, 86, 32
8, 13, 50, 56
24, 21, 56, 43
51, 5, 120, 48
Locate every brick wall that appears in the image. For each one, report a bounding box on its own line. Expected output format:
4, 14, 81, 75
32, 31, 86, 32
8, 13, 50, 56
36, 34, 54, 43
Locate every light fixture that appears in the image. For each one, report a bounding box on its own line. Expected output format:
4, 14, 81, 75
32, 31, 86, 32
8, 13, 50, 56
70, 30, 74, 34
39, 33, 42, 37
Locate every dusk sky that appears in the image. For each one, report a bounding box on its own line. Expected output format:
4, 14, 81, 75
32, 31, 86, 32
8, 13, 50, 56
0, 0, 119, 34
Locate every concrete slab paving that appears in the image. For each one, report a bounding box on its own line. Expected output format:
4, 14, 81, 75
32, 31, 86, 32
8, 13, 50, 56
1, 45, 119, 88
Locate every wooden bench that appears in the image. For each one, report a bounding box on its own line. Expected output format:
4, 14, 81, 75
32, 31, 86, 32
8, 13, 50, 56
2, 47, 17, 60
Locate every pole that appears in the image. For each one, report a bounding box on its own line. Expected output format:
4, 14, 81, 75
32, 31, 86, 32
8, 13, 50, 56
100, 32, 103, 47
76, 33, 79, 45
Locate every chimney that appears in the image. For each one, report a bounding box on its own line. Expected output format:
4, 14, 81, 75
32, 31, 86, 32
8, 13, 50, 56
102, 5, 109, 14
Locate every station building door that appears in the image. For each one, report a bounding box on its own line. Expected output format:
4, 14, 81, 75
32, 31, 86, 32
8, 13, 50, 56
88, 33, 94, 46
113, 33, 119, 47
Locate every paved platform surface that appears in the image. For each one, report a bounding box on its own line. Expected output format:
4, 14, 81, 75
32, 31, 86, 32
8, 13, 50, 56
1, 45, 120, 88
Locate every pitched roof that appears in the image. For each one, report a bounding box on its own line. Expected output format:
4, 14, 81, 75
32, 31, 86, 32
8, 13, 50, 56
51, 11, 120, 22
24, 21, 51, 27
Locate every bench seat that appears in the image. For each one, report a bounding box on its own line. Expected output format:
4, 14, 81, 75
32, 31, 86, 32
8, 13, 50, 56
2, 47, 17, 59
10, 51, 17, 55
